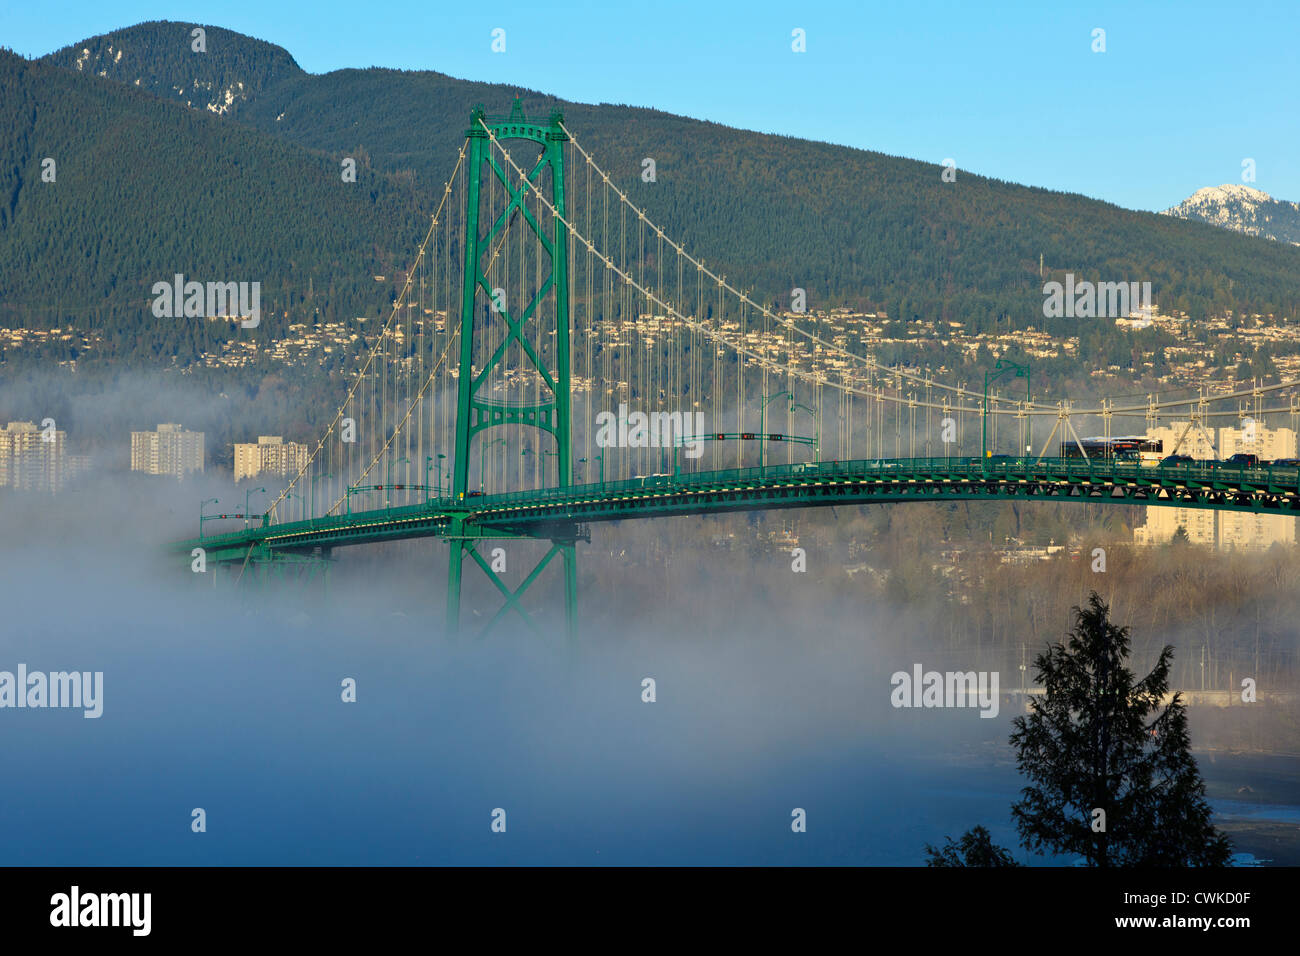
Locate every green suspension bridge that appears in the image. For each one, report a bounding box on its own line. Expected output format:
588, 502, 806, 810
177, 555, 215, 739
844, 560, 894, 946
174, 100, 1300, 637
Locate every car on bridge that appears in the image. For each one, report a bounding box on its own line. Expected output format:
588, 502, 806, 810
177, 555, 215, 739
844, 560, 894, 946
1158, 454, 1195, 468
1221, 453, 1261, 468
1271, 458, 1300, 468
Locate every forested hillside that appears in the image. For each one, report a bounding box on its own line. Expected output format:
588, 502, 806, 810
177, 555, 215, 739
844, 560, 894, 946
7, 20, 1300, 365
0, 47, 428, 364
42, 21, 303, 111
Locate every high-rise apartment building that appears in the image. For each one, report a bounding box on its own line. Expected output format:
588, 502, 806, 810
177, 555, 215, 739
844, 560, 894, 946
1218, 422, 1296, 549
0, 421, 65, 492
131, 424, 205, 479
1133, 421, 1296, 550
233, 436, 309, 481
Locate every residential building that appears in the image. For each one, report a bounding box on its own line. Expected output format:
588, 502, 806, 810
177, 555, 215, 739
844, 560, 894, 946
1218, 422, 1297, 549
1133, 421, 1297, 550
234, 435, 309, 481
131, 424, 205, 478
0, 421, 65, 492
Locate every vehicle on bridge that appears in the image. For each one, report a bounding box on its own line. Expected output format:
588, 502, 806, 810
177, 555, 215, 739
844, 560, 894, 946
1060, 437, 1163, 464
1221, 453, 1261, 468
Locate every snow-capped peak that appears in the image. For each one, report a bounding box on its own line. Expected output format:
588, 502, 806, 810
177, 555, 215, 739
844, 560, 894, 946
1162, 184, 1300, 246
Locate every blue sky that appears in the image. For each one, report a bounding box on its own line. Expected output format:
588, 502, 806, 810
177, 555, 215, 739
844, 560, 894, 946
4, 0, 1297, 211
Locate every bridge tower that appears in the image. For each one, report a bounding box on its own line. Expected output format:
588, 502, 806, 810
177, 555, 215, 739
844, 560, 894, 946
445, 100, 580, 639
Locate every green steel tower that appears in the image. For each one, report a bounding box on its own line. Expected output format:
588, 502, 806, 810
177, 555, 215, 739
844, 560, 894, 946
445, 100, 579, 639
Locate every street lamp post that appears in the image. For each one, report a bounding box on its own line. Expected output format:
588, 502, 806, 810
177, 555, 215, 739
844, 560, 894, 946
244, 487, 265, 529
982, 359, 1030, 465
310, 472, 333, 524
199, 498, 219, 539
480, 438, 504, 493
759, 390, 793, 469
346, 486, 372, 516
577, 457, 586, 483
521, 447, 557, 488
386, 456, 410, 507
541, 449, 558, 488
594, 453, 604, 488
426, 453, 447, 503
789, 402, 820, 462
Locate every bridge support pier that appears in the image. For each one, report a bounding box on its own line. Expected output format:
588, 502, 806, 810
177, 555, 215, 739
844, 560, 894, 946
446, 539, 465, 636
561, 541, 577, 643
445, 535, 578, 640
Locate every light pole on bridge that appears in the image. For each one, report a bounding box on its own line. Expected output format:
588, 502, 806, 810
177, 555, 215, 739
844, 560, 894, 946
310, 472, 333, 525
759, 390, 793, 470
199, 498, 219, 539
345, 486, 373, 516
982, 359, 1030, 464
244, 487, 266, 530
385, 456, 410, 508
522, 447, 556, 488
789, 402, 820, 462
427, 454, 447, 503
480, 438, 505, 493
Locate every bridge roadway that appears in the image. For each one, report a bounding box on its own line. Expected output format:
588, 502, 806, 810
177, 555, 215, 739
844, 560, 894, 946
176, 456, 1300, 563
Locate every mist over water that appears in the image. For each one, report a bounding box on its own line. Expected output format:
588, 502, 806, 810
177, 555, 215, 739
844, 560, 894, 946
0, 462, 1048, 866
2, 379, 1298, 866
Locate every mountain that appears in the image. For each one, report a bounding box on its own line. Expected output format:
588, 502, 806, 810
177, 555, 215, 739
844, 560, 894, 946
8, 20, 1300, 370
42, 21, 304, 114
1162, 185, 1300, 246
0, 47, 426, 348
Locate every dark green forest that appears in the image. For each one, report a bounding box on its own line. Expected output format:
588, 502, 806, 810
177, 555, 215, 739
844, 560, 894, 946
21, 20, 1300, 341
5, 20, 1300, 451
0, 47, 428, 349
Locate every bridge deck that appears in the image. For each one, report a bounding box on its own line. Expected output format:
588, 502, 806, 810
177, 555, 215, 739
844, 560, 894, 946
175, 456, 1300, 562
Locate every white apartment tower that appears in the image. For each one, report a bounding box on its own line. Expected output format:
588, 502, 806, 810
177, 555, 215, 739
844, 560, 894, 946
131, 424, 205, 479
0, 421, 66, 492
234, 436, 310, 481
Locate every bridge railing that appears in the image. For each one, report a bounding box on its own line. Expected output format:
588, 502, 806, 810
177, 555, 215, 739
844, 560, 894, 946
181, 455, 1300, 551
459, 454, 1299, 511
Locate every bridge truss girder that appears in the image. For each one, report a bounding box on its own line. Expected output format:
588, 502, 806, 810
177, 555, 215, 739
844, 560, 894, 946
461, 471, 1300, 528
